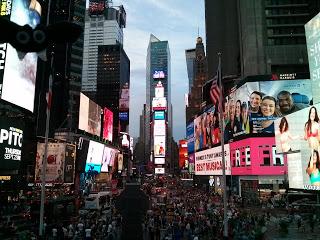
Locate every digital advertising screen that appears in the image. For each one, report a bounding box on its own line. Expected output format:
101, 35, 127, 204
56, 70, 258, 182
155, 167, 165, 174
0, 116, 24, 170
154, 111, 165, 120
153, 70, 165, 79
117, 153, 123, 171
154, 135, 166, 157
195, 144, 231, 176
155, 84, 164, 98
63, 144, 76, 184
152, 97, 167, 110
35, 143, 66, 183
224, 79, 311, 142
154, 120, 166, 136
119, 112, 129, 121
119, 82, 129, 111
101, 146, 118, 172
0, 0, 41, 112
154, 158, 165, 164
305, 12, 320, 105
103, 108, 113, 142
186, 122, 194, 154
194, 106, 220, 152
188, 153, 195, 174
89, 0, 105, 16
79, 93, 102, 137
85, 140, 104, 172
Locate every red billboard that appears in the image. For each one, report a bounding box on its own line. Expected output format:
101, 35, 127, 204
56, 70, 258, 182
103, 108, 113, 142
179, 140, 188, 169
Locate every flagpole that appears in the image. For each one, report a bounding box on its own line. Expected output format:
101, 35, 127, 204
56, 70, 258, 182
39, 52, 54, 237
217, 52, 228, 239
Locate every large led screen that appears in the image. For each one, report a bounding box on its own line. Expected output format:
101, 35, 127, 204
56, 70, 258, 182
154, 135, 165, 157
153, 70, 165, 79
305, 12, 320, 105
223, 79, 311, 142
154, 111, 165, 120
274, 103, 320, 190
0, 0, 41, 112
155, 85, 164, 98
154, 120, 166, 136
35, 143, 66, 183
79, 93, 102, 137
152, 97, 167, 110
89, 0, 105, 16
85, 140, 104, 172
101, 146, 118, 172
186, 122, 194, 154
119, 82, 129, 111
154, 158, 165, 164
194, 106, 220, 152
103, 108, 113, 142
195, 144, 231, 176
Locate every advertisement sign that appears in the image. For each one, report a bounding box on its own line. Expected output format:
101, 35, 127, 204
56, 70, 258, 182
63, 144, 76, 184
155, 167, 165, 174
118, 153, 123, 171
119, 112, 128, 121
154, 120, 166, 136
0, 0, 41, 112
152, 97, 167, 110
119, 82, 129, 111
195, 144, 231, 176
89, 0, 105, 16
0, 116, 24, 170
230, 137, 287, 176
35, 143, 65, 183
186, 122, 194, 154
101, 147, 118, 172
79, 93, 102, 137
305, 12, 320, 104
154, 111, 165, 120
155, 84, 164, 98
153, 70, 165, 79
179, 140, 188, 169
188, 153, 195, 174
103, 108, 113, 142
154, 158, 165, 164
154, 135, 166, 157
85, 140, 104, 172
224, 79, 311, 142
194, 106, 220, 152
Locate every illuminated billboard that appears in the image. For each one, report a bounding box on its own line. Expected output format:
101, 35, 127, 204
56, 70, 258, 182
119, 112, 128, 121
101, 146, 118, 172
155, 167, 165, 174
154, 158, 165, 164
223, 79, 311, 142
35, 143, 66, 183
305, 12, 320, 104
89, 0, 105, 16
152, 97, 167, 110
0, 0, 41, 112
0, 116, 24, 170
119, 82, 129, 111
153, 70, 165, 79
79, 93, 102, 137
154, 120, 166, 136
154, 111, 165, 120
195, 144, 231, 176
154, 135, 165, 157
155, 83, 164, 98
179, 140, 188, 169
186, 122, 194, 154
85, 140, 104, 172
103, 108, 113, 142
63, 144, 76, 184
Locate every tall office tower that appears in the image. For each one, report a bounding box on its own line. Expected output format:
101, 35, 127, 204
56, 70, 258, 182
133, 104, 147, 166
185, 48, 196, 92
145, 34, 173, 172
82, 2, 126, 95
34, 0, 86, 137
185, 37, 208, 123
205, 0, 320, 88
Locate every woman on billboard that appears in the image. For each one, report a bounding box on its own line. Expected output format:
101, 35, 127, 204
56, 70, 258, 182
306, 150, 320, 186
304, 106, 320, 159
241, 102, 250, 134
276, 117, 300, 153
260, 96, 282, 133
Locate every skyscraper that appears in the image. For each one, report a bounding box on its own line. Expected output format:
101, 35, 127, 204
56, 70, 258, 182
185, 48, 196, 92
145, 34, 173, 172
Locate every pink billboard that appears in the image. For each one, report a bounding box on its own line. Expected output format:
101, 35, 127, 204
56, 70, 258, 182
103, 108, 113, 142
230, 137, 287, 176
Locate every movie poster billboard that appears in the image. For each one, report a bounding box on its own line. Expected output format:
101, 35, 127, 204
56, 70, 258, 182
85, 140, 104, 172
103, 108, 113, 142
35, 143, 65, 183
194, 106, 220, 152
154, 120, 166, 136
154, 135, 165, 157
224, 79, 311, 142
101, 147, 118, 172
79, 93, 102, 137
305, 12, 320, 105
63, 144, 76, 184
0, 0, 41, 112
195, 144, 231, 176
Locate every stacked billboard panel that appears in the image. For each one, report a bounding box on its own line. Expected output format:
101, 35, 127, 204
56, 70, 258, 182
103, 107, 113, 142
0, 0, 41, 112
79, 93, 102, 137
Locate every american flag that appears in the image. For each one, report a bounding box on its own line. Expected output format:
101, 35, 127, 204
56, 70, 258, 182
210, 75, 220, 106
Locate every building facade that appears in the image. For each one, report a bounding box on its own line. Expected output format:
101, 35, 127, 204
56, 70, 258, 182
185, 48, 196, 92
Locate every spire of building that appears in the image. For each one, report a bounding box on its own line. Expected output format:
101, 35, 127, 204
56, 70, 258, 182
150, 34, 160, 43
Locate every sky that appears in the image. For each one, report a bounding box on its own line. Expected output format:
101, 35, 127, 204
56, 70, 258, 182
88, 0, 206, 141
